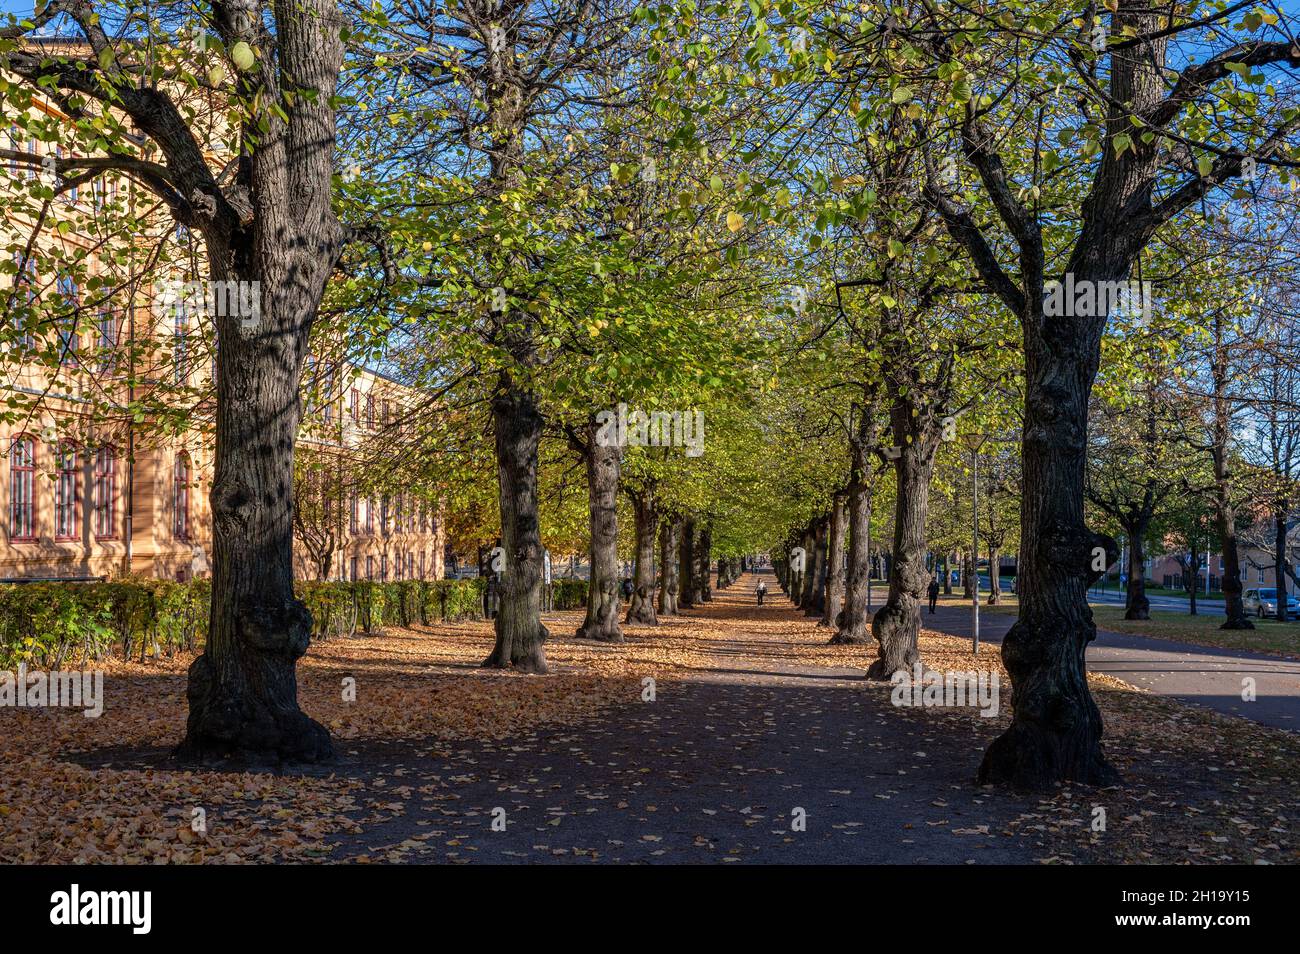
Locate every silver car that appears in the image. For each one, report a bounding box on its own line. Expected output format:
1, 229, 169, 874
1243, 588, 1300, 620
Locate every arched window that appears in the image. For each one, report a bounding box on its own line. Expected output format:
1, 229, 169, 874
92, 445, 117, 539
9, 436, 36, 541
174, 453, 191, 541
55, 442, 79, 541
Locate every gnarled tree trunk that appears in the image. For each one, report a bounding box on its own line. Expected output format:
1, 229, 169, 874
832, 466, 872, 644
696, 523, 713, 602
577, 418, 622, 642
679, 517, 697, 609
821, 493, 846, 627
625, 487, 658, 625
986, 546, 1001, 605
657, 515, 681, 616
866, 437, 936, 680
804, 517, 828, 618
482, 384, 549, 672
180, 0, 344, 762
1123, 522, 1151, 620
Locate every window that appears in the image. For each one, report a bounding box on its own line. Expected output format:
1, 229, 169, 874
174, 453, 191, 541
365, 394, 375, 429
6, 125, 19, 176
55, 276, 79, 359
365, 497, 374, 535
174, 308, 188, 384
350, 556, 358, 581
349, 493, 358, 534
366, 555, 374, 580
55, 442, 78, 541
92, 445, 117, 538
407, 552, 414, 579
56, 146, 78, 204
381, 553, 388, 580
381, 495, 390, 535
9, 436, 36, 541
419, 550, 426, 579
350, 389, 360, 423
97, 309, 119, 373
395, 550, 402, 580
10, 253, 37, 351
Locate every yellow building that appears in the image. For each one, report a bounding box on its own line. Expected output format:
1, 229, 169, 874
1, 61, 442, 583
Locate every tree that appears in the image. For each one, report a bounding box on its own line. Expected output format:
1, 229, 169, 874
3, 0, 354, 759
901, 0, 1300, 787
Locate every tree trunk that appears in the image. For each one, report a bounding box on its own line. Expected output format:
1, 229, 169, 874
978, 300, 1120, 788
482, 383, 549, 672
941, 553, 952, 594
986, 546, 1001, 605
832, 470, 872, 643
821, 493, 846, 626
1275, 509, 1291, 622
657, 516, 681, 615
576, 418, 623, 642
625, 488, 658, 625
1123, 520, 1151, 620
696, 523, 713, 602
179, 0, 343, 762
804, 518, 828, 617
866, 438, 936, 680
1211, 353, 1252, 628
679, 517, 697, 609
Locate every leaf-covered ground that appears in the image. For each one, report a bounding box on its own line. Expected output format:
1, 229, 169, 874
1, 576, 1295, 864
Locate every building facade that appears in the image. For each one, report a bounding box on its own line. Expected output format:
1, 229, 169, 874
2, 64, 443, 583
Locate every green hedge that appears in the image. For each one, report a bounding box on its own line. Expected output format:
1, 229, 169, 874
0, 576, 588, 667
0, 579, 209, 669
551, 578, 588, 611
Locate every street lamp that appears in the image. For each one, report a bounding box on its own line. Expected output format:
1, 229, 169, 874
960, 433, 988, 655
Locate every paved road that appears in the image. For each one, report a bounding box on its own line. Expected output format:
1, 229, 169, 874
1085, 588, 1227, 615
925, 603, 1300, 732
327, 586, 1055, 864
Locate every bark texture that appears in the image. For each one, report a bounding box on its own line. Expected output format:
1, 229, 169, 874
657, 515, 681, 616
482, 385, 549, 672
180, 0, 345, 761
821, 494, 846, 627
576, 419, 623, 642
625, 487, 658, 625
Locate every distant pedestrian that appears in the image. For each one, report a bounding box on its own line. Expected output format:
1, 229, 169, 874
927, 577, 940, 614
756, 580, 767, 605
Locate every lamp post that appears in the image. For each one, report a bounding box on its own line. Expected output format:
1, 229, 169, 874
961, 433, 988, 654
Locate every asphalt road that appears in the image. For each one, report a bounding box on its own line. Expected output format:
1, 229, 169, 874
925, 603, 1300, 733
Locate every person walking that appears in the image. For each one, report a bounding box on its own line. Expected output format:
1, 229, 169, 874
927, 576, 940, 614
756, 579, 767, 605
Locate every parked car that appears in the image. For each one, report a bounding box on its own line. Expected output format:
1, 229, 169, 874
1243, 588, 1300, 619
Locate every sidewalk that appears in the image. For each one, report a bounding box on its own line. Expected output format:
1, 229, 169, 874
924, 603, 1300, 732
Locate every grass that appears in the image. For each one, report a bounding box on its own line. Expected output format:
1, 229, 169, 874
975, 592, 1300, 657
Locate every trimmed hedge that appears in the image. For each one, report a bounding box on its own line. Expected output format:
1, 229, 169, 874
0, 576, 588, 667
551, 578, 588, 611
0, 579, 209, 669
